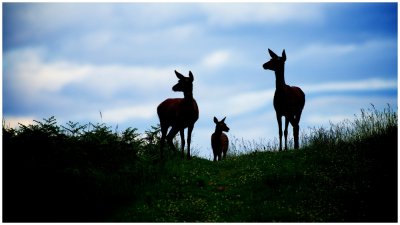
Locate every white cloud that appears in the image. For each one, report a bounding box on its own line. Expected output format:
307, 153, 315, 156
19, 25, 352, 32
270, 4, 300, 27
304, 114, 352, 125
101, 103, 158, 124
226, 89, 274, 116
303, 78, 397, 93
302, 95, 397, 128
290, 38, 397, 64
196, 76, 396, 125
198, 86, 274, 120
4, 48, 176, 100
201, 3, 324, 27
200, 50, 232, 69
3, 116, 36, 129
290, 43, 357, 63
4, 48, 91, 97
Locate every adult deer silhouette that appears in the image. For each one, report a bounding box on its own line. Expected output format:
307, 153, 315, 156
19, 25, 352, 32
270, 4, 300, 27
157, 70, 199, 159
211, 116, 229, 161
263, 49, 305, 151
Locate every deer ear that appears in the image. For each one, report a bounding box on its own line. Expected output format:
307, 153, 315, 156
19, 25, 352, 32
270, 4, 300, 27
221, 117, 226, 122
213, 116, 218, 123
175, 70, 185, 80
268, 49, 278, 59
189, 71, 194, 81
282, 49, 286, 61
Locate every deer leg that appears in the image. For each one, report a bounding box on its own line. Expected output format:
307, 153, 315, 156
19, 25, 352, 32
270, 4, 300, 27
186, 123, 194, 160
284, 117, 289, 151
277, 115, 283, 151
160, 123, 169, 158
293, 124, 299, 149
166, 126, 180, 152
293, 112, 302, 149
180, 129, 185, 159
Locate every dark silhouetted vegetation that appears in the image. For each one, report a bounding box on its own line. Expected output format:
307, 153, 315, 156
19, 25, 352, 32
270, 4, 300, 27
3, 105, 397, 222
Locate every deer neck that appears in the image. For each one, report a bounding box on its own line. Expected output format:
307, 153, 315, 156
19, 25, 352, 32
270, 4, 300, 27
183, 91, 194, 101
275, 67, 286, 90
214, 127, 223, 135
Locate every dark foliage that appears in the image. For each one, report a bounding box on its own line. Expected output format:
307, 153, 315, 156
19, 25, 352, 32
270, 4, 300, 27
3, 117, 161, 222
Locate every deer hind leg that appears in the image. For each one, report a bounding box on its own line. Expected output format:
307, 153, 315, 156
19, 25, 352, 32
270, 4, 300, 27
284, 117, 290, 151
217, 148, 222, 161
276, 114, 283, 151
293, 123, 299, 149
179, 129, 185, 159
293, 112, 302, 149
166, 126, 180, 152
160, 123, 169, 158
186, 123, 194, 160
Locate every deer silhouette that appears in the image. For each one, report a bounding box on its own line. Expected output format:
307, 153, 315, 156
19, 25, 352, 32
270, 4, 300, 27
157, 70, 199, 159
211, 116, 229, 161
263, 49, 305, 151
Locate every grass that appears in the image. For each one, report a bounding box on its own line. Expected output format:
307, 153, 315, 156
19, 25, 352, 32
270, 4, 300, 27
2, 105, 397, 222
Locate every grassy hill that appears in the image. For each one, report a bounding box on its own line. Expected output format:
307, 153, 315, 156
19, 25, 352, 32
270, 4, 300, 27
3, 105, 397, 222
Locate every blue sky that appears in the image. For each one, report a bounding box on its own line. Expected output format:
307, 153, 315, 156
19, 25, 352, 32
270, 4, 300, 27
3, 3, 398, 159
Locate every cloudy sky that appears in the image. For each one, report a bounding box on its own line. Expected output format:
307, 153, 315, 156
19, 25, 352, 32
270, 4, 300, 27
3, 3, 397, 158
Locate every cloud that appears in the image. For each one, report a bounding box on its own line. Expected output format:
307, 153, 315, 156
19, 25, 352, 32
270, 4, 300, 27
289, 38, 397, 64
288, 43, 358, 65
101, 103, 158, 124
303, 78, 397, 93
201, 3, 324, 27
226, 89, 274, 116
4, 48, 91, 102
3, 116, 37, 129
3, 47, 181, 124
200, 77, 396, 119
302, 95, 397, 127
4, 48, 176, 99
200, 50, 232, 69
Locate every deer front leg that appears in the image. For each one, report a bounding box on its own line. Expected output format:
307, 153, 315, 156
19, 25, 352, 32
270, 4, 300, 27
284, 117, 289, 151
277, 114, 283, 151
180, 129, 185, 159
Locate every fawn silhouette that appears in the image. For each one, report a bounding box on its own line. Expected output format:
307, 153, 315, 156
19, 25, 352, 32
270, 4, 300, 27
211, 116, 229, 161
263, 49, 305, 151
157, 70, 199, 159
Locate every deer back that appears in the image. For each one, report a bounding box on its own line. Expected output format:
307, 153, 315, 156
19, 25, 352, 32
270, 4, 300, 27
157, 98, 199, 127
273, 85, 305, 116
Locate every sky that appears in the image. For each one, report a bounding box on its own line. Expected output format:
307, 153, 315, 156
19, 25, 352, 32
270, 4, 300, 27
3, 2, 398, 159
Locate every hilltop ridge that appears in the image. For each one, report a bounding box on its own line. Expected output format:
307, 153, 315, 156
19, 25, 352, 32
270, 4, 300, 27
3, 106, 397, 222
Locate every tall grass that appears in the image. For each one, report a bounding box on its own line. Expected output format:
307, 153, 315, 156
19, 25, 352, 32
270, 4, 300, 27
303, 104, 397, 147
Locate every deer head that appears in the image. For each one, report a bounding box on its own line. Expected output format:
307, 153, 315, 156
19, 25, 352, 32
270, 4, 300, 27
172, 70, 194, 93
214, 116, 230, 132
263, 49, 286, 71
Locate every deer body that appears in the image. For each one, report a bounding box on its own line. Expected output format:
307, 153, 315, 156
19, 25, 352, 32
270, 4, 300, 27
157, 70, 199, 159
211, 117, 229, 161
263, 49, 305, 151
